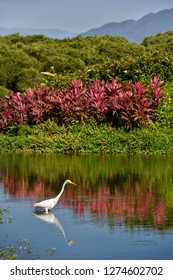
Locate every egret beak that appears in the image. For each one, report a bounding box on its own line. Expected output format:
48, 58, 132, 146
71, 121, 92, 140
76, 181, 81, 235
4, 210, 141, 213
70, 181, 77, 186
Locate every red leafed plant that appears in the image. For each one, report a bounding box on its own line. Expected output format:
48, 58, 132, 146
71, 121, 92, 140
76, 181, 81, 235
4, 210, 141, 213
0, 77, 163, 130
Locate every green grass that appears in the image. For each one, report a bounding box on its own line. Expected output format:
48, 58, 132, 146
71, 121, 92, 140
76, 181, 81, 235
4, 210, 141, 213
0, 119, 173, 154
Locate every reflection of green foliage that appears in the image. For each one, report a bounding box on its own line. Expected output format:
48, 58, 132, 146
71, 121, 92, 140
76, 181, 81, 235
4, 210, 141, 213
1, 152, 173, 203
1, 153, 173, 231
1, 152, 173, 232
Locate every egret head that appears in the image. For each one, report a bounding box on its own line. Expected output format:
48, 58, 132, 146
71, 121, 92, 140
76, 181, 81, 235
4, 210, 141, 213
65, 179, 77, 186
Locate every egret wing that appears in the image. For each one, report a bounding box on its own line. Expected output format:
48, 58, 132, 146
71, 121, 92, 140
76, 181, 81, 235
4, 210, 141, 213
34, 198, 54, 209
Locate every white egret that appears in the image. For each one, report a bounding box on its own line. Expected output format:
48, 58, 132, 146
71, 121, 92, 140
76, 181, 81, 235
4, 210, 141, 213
33, 179, 77, 213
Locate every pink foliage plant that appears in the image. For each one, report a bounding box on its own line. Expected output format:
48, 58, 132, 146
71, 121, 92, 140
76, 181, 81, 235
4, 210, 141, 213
0, 77, 163, 130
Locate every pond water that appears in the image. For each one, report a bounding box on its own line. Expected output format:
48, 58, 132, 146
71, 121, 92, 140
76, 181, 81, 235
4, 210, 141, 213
0, 153, 173, 260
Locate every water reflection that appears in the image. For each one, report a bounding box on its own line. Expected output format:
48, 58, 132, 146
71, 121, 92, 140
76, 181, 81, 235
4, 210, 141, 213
1, 153, 173, 230
34, 212, 75, 246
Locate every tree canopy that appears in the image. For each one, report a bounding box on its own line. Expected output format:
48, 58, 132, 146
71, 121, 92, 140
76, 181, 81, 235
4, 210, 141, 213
0, 31, 173, 93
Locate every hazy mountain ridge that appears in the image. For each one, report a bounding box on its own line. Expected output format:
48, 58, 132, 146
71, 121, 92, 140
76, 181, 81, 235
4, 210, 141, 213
0, 26, 77, 39
0, 8, 173, 42
82, 8, 173, 42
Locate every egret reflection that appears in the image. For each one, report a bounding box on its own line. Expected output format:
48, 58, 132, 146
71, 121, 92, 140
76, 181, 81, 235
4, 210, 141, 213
34, 212, 75, 246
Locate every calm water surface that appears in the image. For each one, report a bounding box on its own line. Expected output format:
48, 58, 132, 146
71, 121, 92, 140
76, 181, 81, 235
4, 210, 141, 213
0, 154, 173, 260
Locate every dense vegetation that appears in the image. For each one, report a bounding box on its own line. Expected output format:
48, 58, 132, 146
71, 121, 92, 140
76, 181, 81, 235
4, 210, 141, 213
1, 32, 173, 259
0, 31, 173, 92
0, 31, 173, 153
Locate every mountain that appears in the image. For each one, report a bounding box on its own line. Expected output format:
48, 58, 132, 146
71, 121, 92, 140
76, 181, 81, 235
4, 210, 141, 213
0, 27, 77, 39
81, 8, 173, 42
1, 8, 173, 42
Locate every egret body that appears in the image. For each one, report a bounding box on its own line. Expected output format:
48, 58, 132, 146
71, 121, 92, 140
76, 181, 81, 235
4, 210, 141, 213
33, 179, 76, 213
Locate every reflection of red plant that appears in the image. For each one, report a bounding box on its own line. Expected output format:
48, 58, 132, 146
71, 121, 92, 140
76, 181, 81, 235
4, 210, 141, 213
1, 172, 167, 228
2, 173, 55, 199
61, 182, 166, 228
154, 201, 166, 226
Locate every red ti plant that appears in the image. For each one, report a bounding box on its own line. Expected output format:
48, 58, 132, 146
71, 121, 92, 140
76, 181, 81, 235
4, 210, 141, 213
0, 76, 163, 130
105, 77, 163, 128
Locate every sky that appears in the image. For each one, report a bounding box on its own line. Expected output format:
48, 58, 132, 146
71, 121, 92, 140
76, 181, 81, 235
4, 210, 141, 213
0, 0, 173, 33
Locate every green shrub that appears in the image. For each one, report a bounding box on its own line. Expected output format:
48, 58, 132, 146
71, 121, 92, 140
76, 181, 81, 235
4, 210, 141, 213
155, 81, 173, 127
